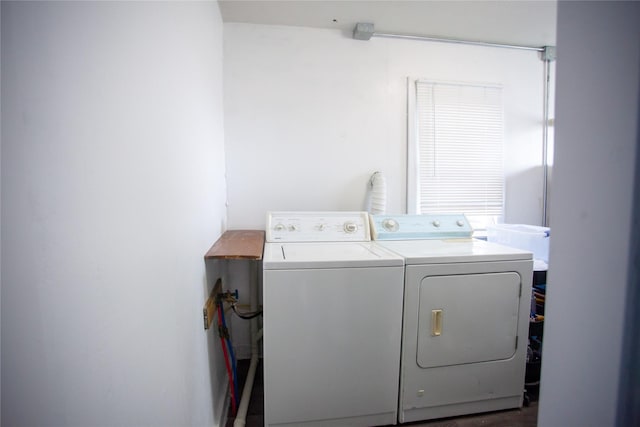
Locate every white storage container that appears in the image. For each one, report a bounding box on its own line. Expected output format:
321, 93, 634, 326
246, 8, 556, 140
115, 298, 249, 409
486, 224, 550, 263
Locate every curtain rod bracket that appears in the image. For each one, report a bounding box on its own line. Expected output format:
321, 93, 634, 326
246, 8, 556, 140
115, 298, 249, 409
353, 22, 375, 40
541, 46, 557, 62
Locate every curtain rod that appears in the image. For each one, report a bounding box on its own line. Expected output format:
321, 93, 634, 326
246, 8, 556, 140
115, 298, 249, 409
353, 23, 546, 52
373, 32, 545, 52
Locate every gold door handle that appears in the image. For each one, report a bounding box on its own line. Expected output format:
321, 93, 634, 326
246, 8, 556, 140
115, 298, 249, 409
431, 309, 443, 336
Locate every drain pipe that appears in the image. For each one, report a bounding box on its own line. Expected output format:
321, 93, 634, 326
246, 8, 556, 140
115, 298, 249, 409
541, 46, 556, 227
233, 263, 263, 427
233, 329, 262, 427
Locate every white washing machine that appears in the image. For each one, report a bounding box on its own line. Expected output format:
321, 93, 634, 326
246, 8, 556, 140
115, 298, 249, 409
263, 211, 405, 427
370, 214, 533, 423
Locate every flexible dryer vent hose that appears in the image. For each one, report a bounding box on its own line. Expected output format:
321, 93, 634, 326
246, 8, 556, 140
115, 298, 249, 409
368, 171, 387, 215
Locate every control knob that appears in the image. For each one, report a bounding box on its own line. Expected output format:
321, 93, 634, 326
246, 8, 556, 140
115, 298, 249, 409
432, 220, 441, 228
382, 218, 399, 232
343, 222, 358, 233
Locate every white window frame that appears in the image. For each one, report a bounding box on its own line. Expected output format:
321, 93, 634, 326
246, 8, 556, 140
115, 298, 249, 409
407, 78, 505, 230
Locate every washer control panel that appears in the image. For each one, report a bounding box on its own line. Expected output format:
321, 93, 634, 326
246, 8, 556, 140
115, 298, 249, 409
370, 214, 472, 240
266, 211, 371, 242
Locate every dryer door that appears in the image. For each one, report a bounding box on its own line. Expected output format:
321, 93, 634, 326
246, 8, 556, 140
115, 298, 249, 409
417, 272, 521, 368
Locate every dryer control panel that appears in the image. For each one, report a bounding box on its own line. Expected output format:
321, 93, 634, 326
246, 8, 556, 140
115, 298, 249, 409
266, 211, 371, 242
370, 214, 472, 240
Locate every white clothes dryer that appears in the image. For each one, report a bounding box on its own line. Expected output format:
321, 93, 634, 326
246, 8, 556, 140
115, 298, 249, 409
370, 214, 533, 423
263, 212, 405, 427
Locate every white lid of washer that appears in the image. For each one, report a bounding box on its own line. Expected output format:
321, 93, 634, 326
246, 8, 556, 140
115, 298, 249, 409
263, 241, 404, 269
376, 238, 532, 264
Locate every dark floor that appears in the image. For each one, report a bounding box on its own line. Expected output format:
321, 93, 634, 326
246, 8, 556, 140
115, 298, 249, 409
226, 359, 538, 427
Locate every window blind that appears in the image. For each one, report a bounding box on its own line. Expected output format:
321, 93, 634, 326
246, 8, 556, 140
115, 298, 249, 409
415, 80, 504, 223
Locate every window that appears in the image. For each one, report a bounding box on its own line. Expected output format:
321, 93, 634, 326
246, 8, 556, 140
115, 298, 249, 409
408, 79, 504, 229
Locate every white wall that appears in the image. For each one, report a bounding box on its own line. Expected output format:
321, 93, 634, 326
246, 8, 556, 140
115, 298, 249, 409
1, 2, 228, 426
538, 2, 640, 426
224, 23, 547, 229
